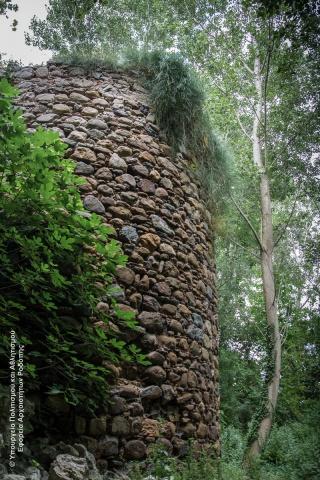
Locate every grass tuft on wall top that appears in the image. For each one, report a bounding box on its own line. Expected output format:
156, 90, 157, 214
55, 49, 232, 215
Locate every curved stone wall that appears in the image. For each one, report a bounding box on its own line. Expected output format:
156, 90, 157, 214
13, 62, 219, 462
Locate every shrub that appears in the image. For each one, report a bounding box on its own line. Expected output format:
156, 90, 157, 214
0, 79, 147, 415
260, 411, 320, 480
221, 425, 247, 464
124, 50, 232, 213
128, 444, 219, 480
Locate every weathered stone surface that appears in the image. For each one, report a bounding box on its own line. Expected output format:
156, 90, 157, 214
181, 422, 197, 436
145, 366, 167, 385
115, 145, 132, 157
142, 295, 160, 311
162, 384, 176, 403
87, 118, 108, 130
108, 153, 127, 171
139, 232, 160, 251
83, 195, 105, 214
139, 151, 154, 162
114, 384, 140, 398
141, 385, 162, 400
169, 319, 184, 333
150, 215, 173, 235
160, 243, 176, 255
109, 396, 126, 415
131, 163, 149, 177
48, 454, 89, 480
141, 418, 160, 438
96, 167, 112, 181
97, 435, 118, 457
192, 313, 203, 327
197, 422, 208, 439
109, 206, 130, 219
156, 282, 172, 296
116, 173, 136, 188
70, 92, 90, 103
147, 351, 165, 365
72, 78, 94, 88
36, 93, 55, 102
53, 103, 71, 114
124, 440, 146, 459
75, 162, 94, 175
67, 115, 87, 126
139, 178, 155, 194
36, 113, 57, 123
92, 97, 109, 107
187, 325, 203, 342
111, 416, 130, 436
119, 225, 139, 243
89, 416, 106, 437
128, 402, 143, 417
36, 66, 49, 78
69, 130, 87, 142
82, 106, 98, 117
188, 252, 199, 268
160, 177, 173, 189
138, 312, 164, 333
155, 187, 168, 198
71, 147, 96, 163
116, 266, 135, 285
177, 393, 193, 404
15, 68, 33, 79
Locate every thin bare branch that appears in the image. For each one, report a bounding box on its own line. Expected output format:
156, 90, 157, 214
228, 237, 260, 259
236, 112, 253, 141
273, 195, 300, 249
229, 192, 263, 250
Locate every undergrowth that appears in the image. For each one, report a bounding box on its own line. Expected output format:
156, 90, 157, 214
55, 49, 232, 215
120, 418, 320, 480
126, 444, 220, 480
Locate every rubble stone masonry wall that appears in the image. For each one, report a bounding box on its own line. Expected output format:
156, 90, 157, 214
13, 62, 220, 464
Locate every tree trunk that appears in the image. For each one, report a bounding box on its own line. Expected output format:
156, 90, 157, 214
247, 54, 282, 460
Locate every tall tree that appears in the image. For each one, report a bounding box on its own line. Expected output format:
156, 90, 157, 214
169, 0, 319, 458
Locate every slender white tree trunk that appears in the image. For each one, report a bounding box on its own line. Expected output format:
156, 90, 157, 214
247, 54, 282, 459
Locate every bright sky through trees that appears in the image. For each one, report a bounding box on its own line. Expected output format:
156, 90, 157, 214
0, 0, 51, 64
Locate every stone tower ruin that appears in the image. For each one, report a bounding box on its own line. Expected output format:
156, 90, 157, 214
13, 62, 220, 464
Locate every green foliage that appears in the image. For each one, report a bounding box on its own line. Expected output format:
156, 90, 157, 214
220, 348, 263, 430
0, 0, 18, 30
0, 0, 17, 16
133, 419, 320, 480
26, 0, 189, 56
125, 50, 232, 211
54, 51, 120, 73
129, 444, 220, 480
260, 406, 320, 480
0, 78, 147, 414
